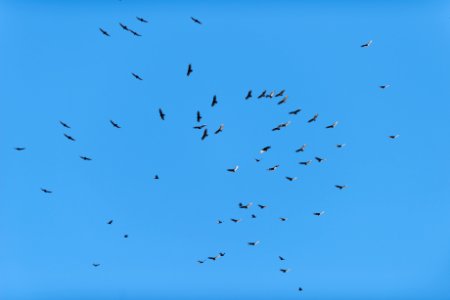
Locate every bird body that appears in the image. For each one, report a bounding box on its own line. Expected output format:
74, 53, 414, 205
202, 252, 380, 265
227, 165, 239, 173
215, 124, 224, 134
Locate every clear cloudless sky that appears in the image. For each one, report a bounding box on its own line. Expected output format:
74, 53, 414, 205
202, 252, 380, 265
1, 0, 450, 299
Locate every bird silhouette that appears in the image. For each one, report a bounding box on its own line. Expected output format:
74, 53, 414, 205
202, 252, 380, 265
315, 157, 325, 163
257, 90, 266, 98
277, 96, 288, 105
187, 64, 193, 76
211, 95, 218, 107
193, 125, 207, 130
191, 17, 202, 24
159, 109, 165, 120
80, 156, 92, 161
313, 211, 325, 216
299, 160, 312, 166
289, 109, 301, 115
196, 111, 202, 122
285, 176, 297, 181
92, 263, 100, 267
131, 72, 143, 80
110, 120, 121, 128
267, 165, 280, 171
64, 133, 76, 141
275, 90, 285, 97
41, 188, 52, 193
136, 16, 148, 23
201, 129, 209, 140
295, 144, 307, 152
245, 90, 252, 100
99, 28, 110, 36
227, 166, 239, 173
59, 121, 71, 128
308, 114, 318, 123
335, 185, 348, 190
326, 121, 338, 129
361, 40, 373, 48
259, 146, 271, 154
14, 147, 26, 151
214, 124, 224, 134
389, 134, 400, 139
239, 202, 253, 209
248, 241, 260, 246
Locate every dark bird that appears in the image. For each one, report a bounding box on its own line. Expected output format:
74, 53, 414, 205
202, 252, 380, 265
285, 176, 297, 181
41, 188, 52, 193
272, 121, 291, 131
289, 109, 301, 115
298, 287, 303, 292
110, 120, 121, 128
124, 234, 129, 238
280, 268, 290, 273
230, 218, 242, 223
154, 175, 159, 180
119, 22, 129, 31
211, 95, 218, 107
219, 252, 225, 257
129, 29, 141, 36
277, 96, 288, 105
214, 124, 224, 134
296, 144, 307, 153
197, 260, 205, 264
208, 255, 220, 261
131, 72, 143, 80
14, 147, 26, 151
245, 90, 252, 100
326, 121, 338, 129
267, 165, 280, 171
258, 204, 267, 209
217, 219, 223, 224
99, 28, 110, 36
159, 108, 165, 120
80, 156, 92, 161
251, 214, 256, 218
187, 64, 193, 77
239, 202, 253, 209
313, 211, 325, 216
336, 143, 346, 148
136, 16, 148, 23
299, 160, 312, 166
315, 157, 325, 163
201, 129, 209, 140
335, 185, 348, 190
259, 146, 271, 154
92, 263, 100, 267
279, 217, 288, 222
193, 125, 207, 130
275, 90, 285, 97
380, 84, 390, 89
389, 134, 400, 139
227, 165, 239, 173
266, 91, 275, 98
257, 90, 266, 99
107, 220, 113, 225
64, 133, 76, 141
59, 121, 71, 128
191, 17, 202, 24
361, 40, 373, 48
308, 114, 318, 123
196, 111, 202, 122
279, 256, 286, 261
255, 158, 261, 163
248, 241, 260, 246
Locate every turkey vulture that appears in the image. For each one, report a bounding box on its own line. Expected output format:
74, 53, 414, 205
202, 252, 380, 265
335, 185, 348, 190
131, 72, 143, 80
313, 211, 325, 216
258, 204, 267, 209
257, 90, 266, 98
215, 124, 224, 134
99, 28, 110, 36
211, 95, 218, 107
285, 176, 297, 181
289, 109, 301, 115
259, 146, 271, 154
308, 114, 318, 123
275, 90, 285, 97
129, 29, 141, 36
201, 129, 209, 140
326, 121, 338, 129
280, 268, 290, 273
336, 144, 346, 148
154, 175, 159, 180
389, 134, 400, 139
193, 125, 207, 130
196, 111, 202, 122
267, 165, 280, 171
80, 156, 92, 161
296, 144, 307, 153
361, 40, 373, 48
107, 220, 113, 225
266, 91, 274, 99
279, 256, 286, 261
230, 218, 242, 223
216, 220, 223, 224
110, 120, 121, 128
59, 121, 71, 128
64, 133, 75, 141
315, 157, 325, 163
227, 166, 239, 173
159, 108, 165, 120
239, 202, 253, 209
277, 96, 288, 105
136, 16, 148, 23
299, 160, 312, 166
191, 17, 202, 24
248, 241, 260, 246
119, 22, 129, 31
92, 263, 101, 267
41, 188, 52, 193
187, 64, 193, 76
14, 147, 26, 151
245, 90, 252, 100
380, 84, 390, 89
279, 217, 288, 222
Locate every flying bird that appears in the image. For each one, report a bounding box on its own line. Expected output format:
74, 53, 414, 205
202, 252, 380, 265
308, 114, 318, 123
14, 147, 26, 151
92, 263, 100, 267
275, 90, 285, 97
159, 108, 165, 120
196, 111, 202, 122
251, 214, 257, 218
64, 133, 76, 141
201, 129, 209, 140
277, 96, 288, 105
280, 268, 290, 273
124, 234, 129, 238
41, 188, 52, 193
380, 84, 390, 89
99, 28, 110, 36
257, 90, 266, 99
193, 125, 207, 130
326, 121, 338, 129
191, 17, 202, 24
216, 220, 223, 224
299, 160, 312, 166
258, 204, 267, 209
315, 157, 325, 163
59, 121, 70, 128
289, 109, 301, 115
272, 121, 291, 131
187, 64, 193, 76
296, 144, 307, 153
255, 158, 261, 163
208, 255, 220, 261
80, 156, 92, 161
136, 16, 148, 23
215, 124, 224, 134
335, 185, 348, 190
211, 95, 218, 107
227, 165, 239, 173
131, 72, 143, 80
110, 120, 121, 128
119, 22, 129, 31
266, 91, 275, 98
107, 220, 113, 225
361, 40, 373, 48
129, 29, 141, 36
313, 211, 325, 216
336, 144, 346, 148
154, 175, 159, 180
285, 176, 297, 181
279, 256, 286, 261
279, 217, 288, 222
239, 202, 253, 209
298, 287, 303, 292
389, 134, 400, 139
230, 218, 242, 223
259, 146, 271, 154
245, 90, 252, 100
197, 260, 205, 264
248, 241, 260, 246
267, 165, 280, 171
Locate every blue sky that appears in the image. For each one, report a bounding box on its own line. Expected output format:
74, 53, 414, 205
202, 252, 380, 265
1, 0, 450, 299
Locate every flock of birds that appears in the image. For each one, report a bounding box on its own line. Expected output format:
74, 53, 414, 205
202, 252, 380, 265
12, 14, 401, 296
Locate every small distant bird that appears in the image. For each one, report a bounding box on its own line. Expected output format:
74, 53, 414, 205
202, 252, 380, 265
298, 287, 303, 292
239, 202, 253, 209
308, 114, 318, 123
193, 125, 207, 130
285, 176, 297, 182
64, 133, 76, 141
80, 156, 92, 161
277, 96, 288, 105
159, 108, 165, 120
208, 255, 220, 261
296, 144, 307, 153
279, 256, 286, 261
211, 95, 218, 107
131, 72, 143, 80
279, 217, 288, 222
154, 175, 159, 180
107, 220, 113, 225
187, 64, 193, 76
92, 263, 100, 267
380, 84, 390, 89
110, 120, 121, 128
361, 40, 373, 48
248, 241, 260, 246
41, 188, 52, 193
201, 129, 209, 140
251, 214, 256, 218
59, 121, 70, 128
335, 185, 348, 190
215, 124, 224, 134
129, 29, 141, 36
124, 234, 129, 238
289, 109, 301, 115
219, 252, 225, 257
275, 90, 285, 97
196, 111, 202, 122
217, 220, 223, 224
280, 268, 290, 273
266, 91, 275, 99
14, 147, 26, 151
313, 211, 325, 216
245, 90, 252, 100
260, 146, 271, 154
136, 16, 148, 23
257, 90, 266, 99
258, 204, 267, 209
230, 218, 242, 223
272, 121, 291, 131
191, 17, 202, 24
119, 22, 129, 31
336, 144, 346, 148
227, 165, 239, 173
299, 160, 312, 166
326, 121, 338, 129
389, 134, 400, 139
99, 28, 110, 36
255, 158, 261, 163
267, 165, 280, 171
315, 157, 325, 163
197, 260, 205, 264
